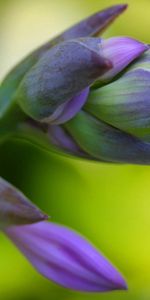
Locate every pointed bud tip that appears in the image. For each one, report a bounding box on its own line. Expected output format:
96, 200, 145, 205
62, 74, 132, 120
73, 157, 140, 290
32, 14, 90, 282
115, 3, 128, 11
96, 4, 128, 22
115, 275, 128, 291
36, 212, 48, 222
99, 4, 128, 23
105, 4, 128, 16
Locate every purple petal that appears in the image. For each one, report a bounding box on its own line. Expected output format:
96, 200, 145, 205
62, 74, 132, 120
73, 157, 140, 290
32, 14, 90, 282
48, 125, 87, 157
5, 221, 127, 292
47, 88, 89, 124
62, 4, 128, 40
0, 177, 47, 228
100, 37, 148, 81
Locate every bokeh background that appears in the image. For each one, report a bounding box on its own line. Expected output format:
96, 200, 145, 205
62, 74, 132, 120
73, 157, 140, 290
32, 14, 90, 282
1, 0, 150, 299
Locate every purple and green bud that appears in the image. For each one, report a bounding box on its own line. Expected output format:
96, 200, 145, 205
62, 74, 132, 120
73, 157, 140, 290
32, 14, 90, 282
0, 4, 127, 118
46, 37, 150, 163
12, 36, 147, 126
1, 4, 150, 164
63, 111, 150, 164
14, 38, 111, 123
1, 4, 136, 292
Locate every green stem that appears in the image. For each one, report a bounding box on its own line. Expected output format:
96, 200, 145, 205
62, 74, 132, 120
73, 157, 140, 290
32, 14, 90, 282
0, 99, 27, 144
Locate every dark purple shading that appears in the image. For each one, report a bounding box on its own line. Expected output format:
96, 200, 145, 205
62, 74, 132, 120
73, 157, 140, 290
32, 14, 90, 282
16, 38, 112, 121
0, 177, 47, 227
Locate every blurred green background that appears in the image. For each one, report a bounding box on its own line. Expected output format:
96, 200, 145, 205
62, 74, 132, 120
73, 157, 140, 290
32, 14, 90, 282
1, 0, 150, 299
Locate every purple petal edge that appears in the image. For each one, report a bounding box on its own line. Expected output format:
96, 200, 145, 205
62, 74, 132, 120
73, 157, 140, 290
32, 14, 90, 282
101, 37, 149, 81
47, 88, 89, 124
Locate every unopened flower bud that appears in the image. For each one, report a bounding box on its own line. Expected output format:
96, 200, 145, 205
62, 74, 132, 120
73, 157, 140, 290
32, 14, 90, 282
1, 4, 126, 118
2, 4, 150, 165
5, 221, 127, 292
14, 38, 112, 123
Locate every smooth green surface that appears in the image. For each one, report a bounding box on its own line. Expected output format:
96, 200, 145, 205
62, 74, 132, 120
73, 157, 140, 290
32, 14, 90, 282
1, 0, 150, 299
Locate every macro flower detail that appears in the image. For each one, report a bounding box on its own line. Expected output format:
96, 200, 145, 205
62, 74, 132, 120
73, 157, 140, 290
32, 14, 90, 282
2, 2, 150, 294
1, 4, 150, 164
0, 3, 127, 119
47, 37, 150, 163
0, 177, 127, 292
14, 36, 147, 124
5, 221, 127, 292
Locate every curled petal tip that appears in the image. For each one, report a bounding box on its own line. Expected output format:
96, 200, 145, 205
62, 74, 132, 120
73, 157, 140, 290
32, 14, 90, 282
101, 37, 148, 81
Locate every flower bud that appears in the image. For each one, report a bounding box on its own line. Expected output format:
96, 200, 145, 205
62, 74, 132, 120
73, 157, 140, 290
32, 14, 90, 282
59, 110, 150, 164
1, 4, 126, 118
15, 38, 112, 123
3, 4, 150, 165
85, 49, 150, 142
5, 221, 127, 292
0, 177, 47, 228
14, 36, 147, 125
